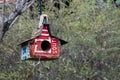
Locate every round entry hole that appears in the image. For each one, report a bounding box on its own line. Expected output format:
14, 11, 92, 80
41, 40, 51, 51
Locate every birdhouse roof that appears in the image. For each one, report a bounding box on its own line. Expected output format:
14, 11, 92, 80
18, 24, 67, 46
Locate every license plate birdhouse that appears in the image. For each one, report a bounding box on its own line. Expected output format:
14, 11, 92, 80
19, 14, 67, 60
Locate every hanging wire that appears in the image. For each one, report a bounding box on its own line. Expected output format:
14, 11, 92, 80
40, 0, 42, 15
35, 57, 41, 66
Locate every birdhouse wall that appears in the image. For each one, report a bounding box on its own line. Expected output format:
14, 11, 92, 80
21, 42, 30, 60
30, 25, 61, 59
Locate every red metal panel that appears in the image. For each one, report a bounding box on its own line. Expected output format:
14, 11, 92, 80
30, 25, 61, 60
30, 37, 60, 59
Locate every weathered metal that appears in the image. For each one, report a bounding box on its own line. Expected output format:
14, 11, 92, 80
19, 24, 67, 60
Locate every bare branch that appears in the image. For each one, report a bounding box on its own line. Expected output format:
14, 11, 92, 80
0, 0, 35, 41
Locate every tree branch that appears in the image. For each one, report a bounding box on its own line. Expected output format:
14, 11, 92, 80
0, 0, 35, 41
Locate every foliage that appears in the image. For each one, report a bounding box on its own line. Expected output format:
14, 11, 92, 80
0, 0, 120, 80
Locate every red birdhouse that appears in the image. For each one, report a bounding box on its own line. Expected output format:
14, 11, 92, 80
19, 15, 67, 60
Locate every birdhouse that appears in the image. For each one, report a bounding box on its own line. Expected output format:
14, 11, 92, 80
19, 15, 67, 60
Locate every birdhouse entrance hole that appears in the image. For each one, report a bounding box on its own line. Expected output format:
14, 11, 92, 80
41, 40, 51, 51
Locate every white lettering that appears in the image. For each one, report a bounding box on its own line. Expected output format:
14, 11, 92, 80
51, 40, 58, 54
